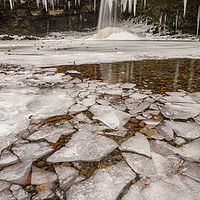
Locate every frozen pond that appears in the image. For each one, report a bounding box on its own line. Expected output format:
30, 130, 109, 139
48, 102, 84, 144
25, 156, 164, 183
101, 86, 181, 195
0, 39, 200, 199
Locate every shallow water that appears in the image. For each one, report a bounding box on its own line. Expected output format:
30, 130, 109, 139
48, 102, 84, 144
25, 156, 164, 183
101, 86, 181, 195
55, 58, 200, 94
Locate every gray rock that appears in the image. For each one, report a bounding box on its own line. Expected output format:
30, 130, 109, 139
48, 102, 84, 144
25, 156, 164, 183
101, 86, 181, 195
66, 161, 136, 200
31, 166, 58, 185
47, 131, 118, 162
120, 133, 151, 157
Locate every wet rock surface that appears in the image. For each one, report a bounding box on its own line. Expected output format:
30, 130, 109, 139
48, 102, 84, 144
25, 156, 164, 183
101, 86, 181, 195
0, 64, 200, 199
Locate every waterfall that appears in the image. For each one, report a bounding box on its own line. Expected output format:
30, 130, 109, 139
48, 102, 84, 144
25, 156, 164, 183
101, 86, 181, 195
197, 6, 200, 37
183, 0, 187, 17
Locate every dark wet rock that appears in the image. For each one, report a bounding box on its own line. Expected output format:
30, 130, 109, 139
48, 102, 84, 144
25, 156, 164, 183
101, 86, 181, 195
66, 161, 136, 200
47, 131, 118, 162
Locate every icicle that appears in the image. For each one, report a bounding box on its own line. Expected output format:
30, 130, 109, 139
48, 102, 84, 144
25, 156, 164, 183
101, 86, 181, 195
133, 0, 137, 16
128, 0, 133, 13
121, 0, 128, 12
49, 0, 55, 9
36, 0, 40, 8
94, 0, 96, 12
197, 6, 200, 37
78, 0, 80, 6
75, 0, 77, 6
144, 0, 146, 9
9, 0, 13, 9
183, 0, 187, 18
42, 0, 48, 11
175, 10, 179, 33
159, 12, 163, 35
68, 1, 70, 10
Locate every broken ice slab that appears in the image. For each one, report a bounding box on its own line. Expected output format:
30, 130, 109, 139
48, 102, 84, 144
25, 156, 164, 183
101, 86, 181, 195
165, 91, 186, 96
160, 102, 200, 119
89, 105, 131, 129
66, 161, 136, 200
0, 190, 16, 200
122, 153, 157, 178
141, 175, 196, 200
189, 92, 200, 103
31, 166, 57, 185
96, 99, 110, 106
80, 97, 96, 107
119, 133, 151, 157
32, 190, 56, 200
149, 140, 179, 157
0, 181, 11, 192
27, 121, 75, 143
70, 113, 92, 124
0, 132, 17, 153
122, 83, 136, 89
166, 120, 200, 139
163, 94, 195, 103
98, 128, 127, 137
129, 93, 148, 101
66, 70, 81, 74
10, 184, 31, 200
128, 101, 151, 114
156, 121, 174, 141
74, 123, 108, 132
151, 152, 180, 177
0, 149, 19, 166
0, 161, 32, 185
47, 131, 118, 163
142, 110, 160, 119
12, 142, 54, 162
54, 165, 79, 191
180, 162, 200, 182
27, 90, 75, 119
178, 138, 200, 162
121, 180, 146, 200
68, 104, 88, 115
143, 119, 161, 128
194, 115, 200, 124
174, 137, 186, 145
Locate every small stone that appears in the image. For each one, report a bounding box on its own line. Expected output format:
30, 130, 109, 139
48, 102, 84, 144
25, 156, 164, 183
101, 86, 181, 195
130, 118, 139, 123
113, 155, 123, 161
36, 161, 46, 168
131, 179, 136, 184
35, 183, 55, 193
140, 127, 157, 137
62, 162, 71, 167
139, 121, 145, 128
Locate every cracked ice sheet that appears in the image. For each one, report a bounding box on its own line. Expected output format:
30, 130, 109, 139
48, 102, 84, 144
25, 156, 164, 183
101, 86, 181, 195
66, 161, 136, 200
47, 131, 118, 162
89, 105, 131, 129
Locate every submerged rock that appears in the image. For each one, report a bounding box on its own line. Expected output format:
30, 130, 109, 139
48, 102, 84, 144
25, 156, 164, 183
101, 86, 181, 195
66, 161, 136, 200
47, 131, 118, 162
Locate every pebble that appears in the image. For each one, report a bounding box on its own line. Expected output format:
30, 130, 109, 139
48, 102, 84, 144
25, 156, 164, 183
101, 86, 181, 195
139, 121, 145, 128
140, 127, 157, 137
113, 155, 123, 161
36, 161, 46, 168
130, 118, 139, 123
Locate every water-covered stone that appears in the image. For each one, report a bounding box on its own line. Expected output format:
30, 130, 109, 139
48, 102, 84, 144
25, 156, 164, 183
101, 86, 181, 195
0, 161, 32, 185
31, 166, 57, 185
54, 165, 79, 191
10, 184, 31, 200
66, 161, 136, 200
119, 133, 151, 157
0, 149, 19, 166
12, 142, 53, 162
89, 105, 131, 129
47, 131, 118, 162
122, 153, 157, 178
27, 121, 74, 143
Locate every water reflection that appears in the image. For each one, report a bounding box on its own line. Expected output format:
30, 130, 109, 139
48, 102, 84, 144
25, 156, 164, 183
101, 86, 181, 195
55, 58, 200, 93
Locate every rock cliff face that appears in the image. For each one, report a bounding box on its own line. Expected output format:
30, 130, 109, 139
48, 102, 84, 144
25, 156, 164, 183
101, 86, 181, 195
0, 0, 199, 35
0, 0, 100, 35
